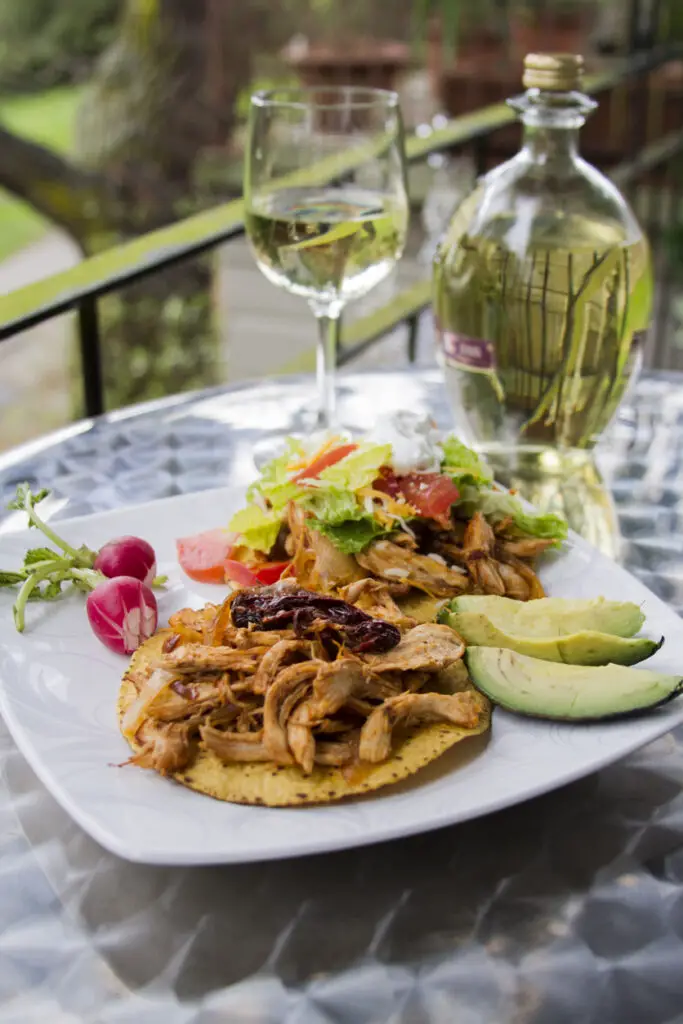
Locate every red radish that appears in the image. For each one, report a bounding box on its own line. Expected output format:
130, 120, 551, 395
94, 536, 157, 586
176, 528, 238, 583
86, 576, 158, 655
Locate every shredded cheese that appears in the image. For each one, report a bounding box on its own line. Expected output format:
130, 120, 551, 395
356, 487, 416, 520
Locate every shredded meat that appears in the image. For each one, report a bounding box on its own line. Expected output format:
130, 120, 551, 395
286, 503, 363, 591
262, 661, 320, 764
309, 530, 364, 588
359, 691, 484, 763
159, 644, 262, 673
463, 512, 546, 599
147, 676, 230, 722
251, 638, 313, 694
130, 720, 194, 774
463, 511, 496, 560
363, 623, 465, 674
495, 560, 530, 601
232, 630, 284, 650
201, 725, 272, 762
314, 732, 360, 766
340, 578, 417, 630
497, 537, 556, 558
127, 580, 493, 781
168, 606, 217, 643
357, 539, 468, 597
497, 550, 546, 599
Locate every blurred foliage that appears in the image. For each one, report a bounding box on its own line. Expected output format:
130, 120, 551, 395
98, 269, 218, 410
0, 86, 82, 260
71, 0, 233, 408
661, 0, 683, 42
0, 0, 121, 91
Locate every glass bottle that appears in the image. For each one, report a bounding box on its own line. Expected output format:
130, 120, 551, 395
434, 53, 653, 460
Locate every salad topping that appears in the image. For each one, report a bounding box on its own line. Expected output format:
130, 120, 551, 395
226, 415, 567, 565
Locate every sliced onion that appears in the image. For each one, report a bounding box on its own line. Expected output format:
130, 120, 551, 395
121, 667, 175, 739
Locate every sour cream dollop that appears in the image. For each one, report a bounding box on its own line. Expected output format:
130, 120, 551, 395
367, 411, 444, 475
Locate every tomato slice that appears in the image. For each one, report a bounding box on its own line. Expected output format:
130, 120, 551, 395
252, 560, 291, 585
293, 443, 358, 482
223, 559, 261, 587
176, 528, 238, 583
396, 473, 460, 528
373, 467, 402, 498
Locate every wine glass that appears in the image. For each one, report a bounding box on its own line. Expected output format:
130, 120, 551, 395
244, 86, 409, 448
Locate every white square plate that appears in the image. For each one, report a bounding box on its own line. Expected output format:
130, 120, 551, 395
1, 485, 682, 865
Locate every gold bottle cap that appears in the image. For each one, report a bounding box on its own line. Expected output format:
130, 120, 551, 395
522, 53, 584, 91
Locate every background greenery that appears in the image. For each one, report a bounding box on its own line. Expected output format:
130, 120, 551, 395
0, 86, 82, 260
0, 0, 119, 91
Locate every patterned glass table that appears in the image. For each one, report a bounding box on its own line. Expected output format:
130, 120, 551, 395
1, 370, 683, 1024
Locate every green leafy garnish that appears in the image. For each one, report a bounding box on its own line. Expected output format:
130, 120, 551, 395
469, 489, 568, 542
245, 438, 306, 512
316, 443, 391, 491
229, 504, 283, 555
8, 484, 94, 563
311, 517, 390, 554
230, 439, 391, 554
302, 487, 365, 526
0, 571, 26, 586
230, 438, 309, 552
2, 483, 165, 633
24, 547, 60, 565
441, 437, 493, 488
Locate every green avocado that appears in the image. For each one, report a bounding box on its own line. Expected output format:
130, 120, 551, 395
440, 610, 662, 666
440, 595, 645, 638
466, 647, 683, 721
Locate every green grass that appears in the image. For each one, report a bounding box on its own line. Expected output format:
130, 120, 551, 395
0, 85, 83, 263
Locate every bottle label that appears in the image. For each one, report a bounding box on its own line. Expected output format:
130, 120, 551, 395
440, 330, 496, 372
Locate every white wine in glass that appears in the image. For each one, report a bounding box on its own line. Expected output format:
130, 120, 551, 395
244, 87, 409, 436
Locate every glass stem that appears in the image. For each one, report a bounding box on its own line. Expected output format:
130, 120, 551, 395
312, 303, 342, 430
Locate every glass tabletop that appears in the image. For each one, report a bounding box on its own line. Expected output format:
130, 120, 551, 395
1, 369, 683, 1024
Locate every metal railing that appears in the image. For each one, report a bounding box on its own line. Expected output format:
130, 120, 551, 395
0, 40, 682, 418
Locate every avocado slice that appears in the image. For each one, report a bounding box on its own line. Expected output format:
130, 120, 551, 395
466, 647, 683, 721
441, 610, 662, 666
441, 595, 644, 638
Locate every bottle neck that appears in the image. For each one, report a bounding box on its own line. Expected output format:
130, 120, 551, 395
521, 122, 580, 167
510, 88, 596, 171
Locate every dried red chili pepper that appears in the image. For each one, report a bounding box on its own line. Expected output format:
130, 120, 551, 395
231, 586, 400, 653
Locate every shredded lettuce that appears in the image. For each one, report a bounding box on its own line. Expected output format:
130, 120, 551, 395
317, 442, 391, 492
304, 487, 386, 553
311, 517, 389, 554
246, 438, 307, 512
302, 487, 364, 526
231, 438, 306, 551
441, 437, 493, 488
470, 489, 568, 542
228, 504, 282, 554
